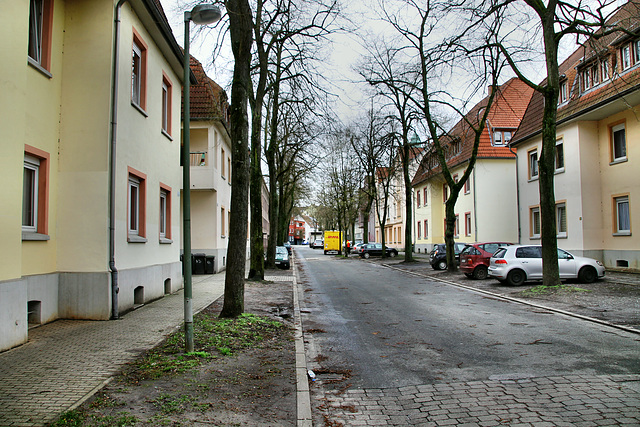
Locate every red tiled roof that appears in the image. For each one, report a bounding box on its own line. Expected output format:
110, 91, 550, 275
512, 1, 640, 145
412, 78, 533, 186
185, 55, 230, 127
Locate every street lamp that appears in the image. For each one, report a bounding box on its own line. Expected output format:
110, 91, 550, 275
183, 3, 221, 353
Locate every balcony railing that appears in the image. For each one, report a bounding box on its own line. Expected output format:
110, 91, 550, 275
190, 151, 207, 166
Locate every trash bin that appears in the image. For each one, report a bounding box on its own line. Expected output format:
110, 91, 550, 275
205, 256, 215, 274
192, 253, 206, 275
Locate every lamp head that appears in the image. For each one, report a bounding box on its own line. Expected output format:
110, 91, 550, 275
189, 4, 222, 25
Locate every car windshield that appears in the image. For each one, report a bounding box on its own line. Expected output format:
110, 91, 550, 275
276, 247, 287, 254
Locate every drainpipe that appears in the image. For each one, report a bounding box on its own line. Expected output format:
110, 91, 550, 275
509, 145, 521, 244
108, 0, 129, 320
472, 166, 478, 240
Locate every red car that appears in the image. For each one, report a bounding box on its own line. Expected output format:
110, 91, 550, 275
459, 242, 512, 279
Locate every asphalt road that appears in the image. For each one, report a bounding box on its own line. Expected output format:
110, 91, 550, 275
296, 246, 640, 390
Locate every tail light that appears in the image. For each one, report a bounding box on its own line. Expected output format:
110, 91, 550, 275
495, 259, 507, 264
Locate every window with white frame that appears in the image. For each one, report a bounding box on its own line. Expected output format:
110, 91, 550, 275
423, 187, 428, 205
492, 129, 513, 146
555, 139, 564, 171
600, 58, 610, 81
28, 0, 53, 72
614, 196, 630, 235
417, 220, 421, 239
129, 177, 140, 235
23, 155, 40, 232
611, 123, 626, 162
22, 147, 49, 238
131, 31, 147, 110
221, 207, 226, 236
559, 81, 568, 104
159, 185, 171, 240
221, 148, 226, 178
621, 44, 631, 70
128, 168, 146, 240
416, 191, 420, 207
161, 74, 172, 135
530, 207, 541, 238
424, 219, 428, 239
634, 39, 640, 64
528, 149, 538, 179
465, 212, 471, 236
464, 176, 470, 194
556, 202, 567, 238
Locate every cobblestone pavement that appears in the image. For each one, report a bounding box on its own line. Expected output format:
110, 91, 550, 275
0, 274, 225, 427
315, 374, 640, 426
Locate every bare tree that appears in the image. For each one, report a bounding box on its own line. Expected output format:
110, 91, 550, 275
462, 0, 638, 285
220, 0, 253, 318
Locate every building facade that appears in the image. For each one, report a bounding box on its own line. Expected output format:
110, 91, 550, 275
511, 3, 640, 270
1, 0, 185, 351
184, 55, 233, 273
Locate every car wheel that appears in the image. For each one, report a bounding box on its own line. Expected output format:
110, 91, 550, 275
578, 266, 597, 283
323, 250, 327, 255
363, 252, 370, 259
437, 260, 447, 270
506, 269, 526, 286
390, 251, 397, 258
473, 266, 488, 280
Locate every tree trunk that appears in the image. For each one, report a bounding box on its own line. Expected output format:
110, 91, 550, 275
445, 192, 457, 272
538, 8, 561, 287
220, 0, 253, 318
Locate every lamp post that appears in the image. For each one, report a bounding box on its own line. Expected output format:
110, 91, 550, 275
183, 3, 221, 353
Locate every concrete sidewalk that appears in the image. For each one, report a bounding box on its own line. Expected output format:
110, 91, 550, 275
0, 274, 225, 427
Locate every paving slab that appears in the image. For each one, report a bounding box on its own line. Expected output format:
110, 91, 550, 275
0, 274, 225, 427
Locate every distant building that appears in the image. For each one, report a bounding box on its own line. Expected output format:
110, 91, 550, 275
412, 78, 533, 253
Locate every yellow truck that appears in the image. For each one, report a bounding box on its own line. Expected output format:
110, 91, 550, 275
323, 231, 343, 255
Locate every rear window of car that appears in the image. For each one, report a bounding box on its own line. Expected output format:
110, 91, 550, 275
516, 246, 542, 258
493, 248, 507, 258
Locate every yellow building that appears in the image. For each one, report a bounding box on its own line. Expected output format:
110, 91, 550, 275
0, 0, 185, 351
511, 3, 640, 270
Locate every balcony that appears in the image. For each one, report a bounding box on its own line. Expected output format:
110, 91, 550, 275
188, 150, 221, 191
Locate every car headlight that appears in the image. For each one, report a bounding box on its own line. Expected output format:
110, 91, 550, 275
596, 260, 603, 266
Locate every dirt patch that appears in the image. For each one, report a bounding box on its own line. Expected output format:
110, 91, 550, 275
54, 277, 296, 427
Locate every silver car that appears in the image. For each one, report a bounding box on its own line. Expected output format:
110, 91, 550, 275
488, 245, 605, 286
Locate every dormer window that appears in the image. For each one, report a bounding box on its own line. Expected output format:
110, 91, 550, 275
492, 129, 513, 146
600, 58, 610, 81
621, 43, 631, 70
559, 81, 568, 104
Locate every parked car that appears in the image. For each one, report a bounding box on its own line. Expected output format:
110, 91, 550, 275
275, 246, 290, 269
360, 243, 398, 259
459, 242, 512, 279
429, 242, 466, 270
488, 245, 605, 286
311, 239, 323, 249
351, 242, 365, 255
283, 241, 292, 255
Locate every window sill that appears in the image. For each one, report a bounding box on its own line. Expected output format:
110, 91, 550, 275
609, 157, 627, 166
131, 102, 148, 117
613, 232, 631, 237
221, 235, 226, 239
554, 168, 565, 174
161, 129, 173, 141
22, 232, 50, 241
27, 57, 53, 79
557, 234, 567, 239
528, 177, 539, 183
160, 237, 173, 244
530, 236, 541, 240
128, 235, 148, 243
